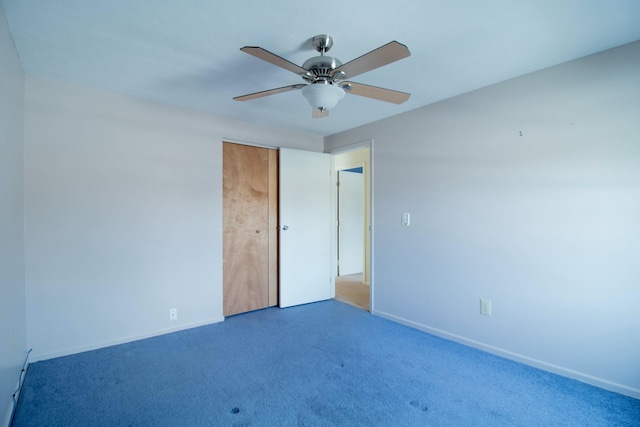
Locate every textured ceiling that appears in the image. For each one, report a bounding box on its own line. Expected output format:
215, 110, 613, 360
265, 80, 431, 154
3, 0, 640, 136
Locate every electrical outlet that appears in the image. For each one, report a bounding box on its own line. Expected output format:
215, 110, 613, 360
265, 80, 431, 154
401, 212, 410, 226
169, 308, 177, 321
480, 299, 492, 316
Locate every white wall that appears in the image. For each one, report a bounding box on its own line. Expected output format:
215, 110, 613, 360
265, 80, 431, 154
325, 41, 640, 398
337, 170, 364, 276
0, 4, 27, 426
24, 76, 322, 361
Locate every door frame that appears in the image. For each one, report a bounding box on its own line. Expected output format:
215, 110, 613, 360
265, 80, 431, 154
328, 140, 374, 312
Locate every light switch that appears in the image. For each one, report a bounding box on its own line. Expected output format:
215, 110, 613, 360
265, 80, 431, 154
401, 212, 410, 226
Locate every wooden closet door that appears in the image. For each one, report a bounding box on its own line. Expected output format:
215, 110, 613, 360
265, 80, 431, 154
223, 142, 277, 316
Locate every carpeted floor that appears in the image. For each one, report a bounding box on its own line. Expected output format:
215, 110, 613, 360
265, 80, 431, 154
12, 300, 640, 426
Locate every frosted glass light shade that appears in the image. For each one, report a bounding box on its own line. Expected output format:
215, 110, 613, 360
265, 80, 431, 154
301, 83, 345, 110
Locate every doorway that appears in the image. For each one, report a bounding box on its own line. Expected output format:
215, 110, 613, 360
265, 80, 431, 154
333, 147, 371, 311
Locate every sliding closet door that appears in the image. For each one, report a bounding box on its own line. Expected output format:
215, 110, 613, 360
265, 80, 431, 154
223, 142, 278, 316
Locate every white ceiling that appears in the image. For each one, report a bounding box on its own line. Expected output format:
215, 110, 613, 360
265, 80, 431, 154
3, 0, 640, 137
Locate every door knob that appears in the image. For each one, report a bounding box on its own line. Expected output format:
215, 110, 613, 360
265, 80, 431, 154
282, 225, 289, 231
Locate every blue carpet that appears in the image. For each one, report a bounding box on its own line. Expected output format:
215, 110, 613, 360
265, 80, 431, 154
12, 300, 640, 426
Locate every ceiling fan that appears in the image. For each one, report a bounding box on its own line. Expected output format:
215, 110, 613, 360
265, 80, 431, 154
233, 35, 411, 118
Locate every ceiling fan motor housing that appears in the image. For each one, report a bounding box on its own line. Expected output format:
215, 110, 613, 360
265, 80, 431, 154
302, 56, 343, 83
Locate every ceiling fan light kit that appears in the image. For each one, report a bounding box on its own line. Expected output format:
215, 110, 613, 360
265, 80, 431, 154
234, 34, 411, 118
301, 83, 345, 111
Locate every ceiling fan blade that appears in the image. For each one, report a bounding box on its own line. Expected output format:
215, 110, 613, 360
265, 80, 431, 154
312, 108, 330, 119
341, 82, 410, 104
234, 84, 306, 101
331, 41, 410, 80
241, 46, 310, 76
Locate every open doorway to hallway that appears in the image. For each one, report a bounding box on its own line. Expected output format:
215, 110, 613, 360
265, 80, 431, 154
335, 273, 369, 311
333, 147, 371, 312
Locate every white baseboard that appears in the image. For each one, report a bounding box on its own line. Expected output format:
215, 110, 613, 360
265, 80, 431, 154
2, 381, 20, 427
29, 317, 225, 363
3, 349, 31, 427
2, 384, 16, 427
372, 309, 640, 400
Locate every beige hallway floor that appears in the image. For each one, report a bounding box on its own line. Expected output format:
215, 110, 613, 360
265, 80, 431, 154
335, 273, 369, 311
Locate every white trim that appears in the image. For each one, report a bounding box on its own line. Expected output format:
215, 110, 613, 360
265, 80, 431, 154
3, 349, 31, 427
2, 380, 18, 427
368, 140, 374, 309
326, 139, 373, 155
29, 317, 225, 362
3, 384, 16, 427
372, 309, 640, 399
221, 138, 280, 151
